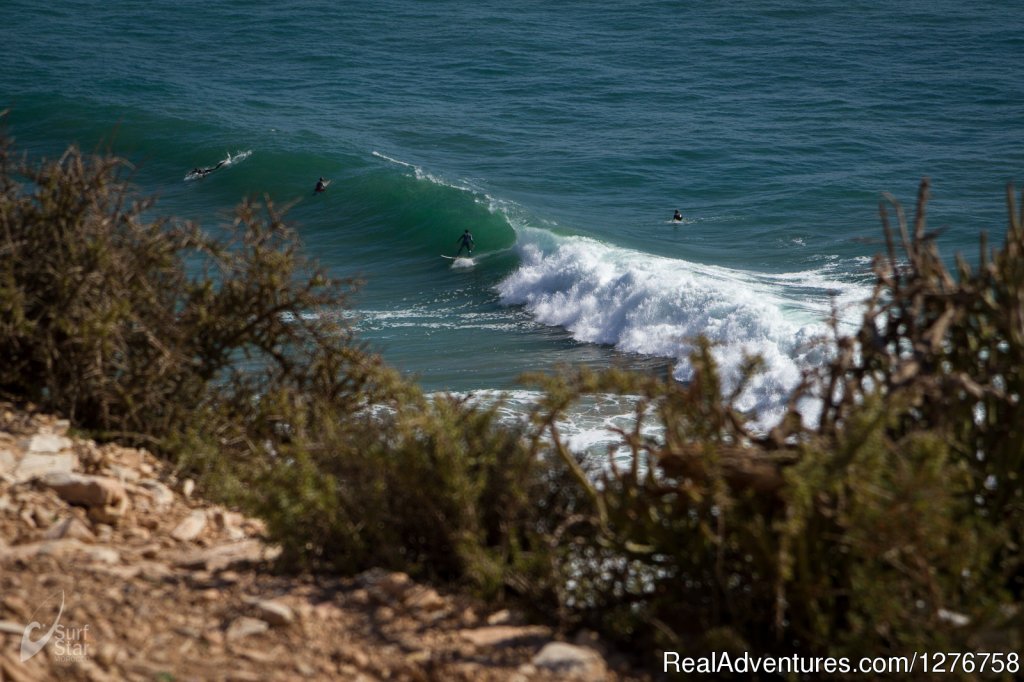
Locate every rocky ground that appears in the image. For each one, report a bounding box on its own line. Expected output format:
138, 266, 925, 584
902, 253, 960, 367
0, 406, 649, 682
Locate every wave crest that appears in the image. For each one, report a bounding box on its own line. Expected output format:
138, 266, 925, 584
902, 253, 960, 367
496, 228, 867, 427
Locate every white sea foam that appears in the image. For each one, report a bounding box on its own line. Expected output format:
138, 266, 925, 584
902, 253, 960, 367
371, 150, 415, 168
444, 389, 657, 464
496, 227, 872, 430
373, 150, 480, 196
354, 307, 524, 333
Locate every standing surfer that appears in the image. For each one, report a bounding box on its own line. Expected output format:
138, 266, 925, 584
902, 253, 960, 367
455, 229, 475, 257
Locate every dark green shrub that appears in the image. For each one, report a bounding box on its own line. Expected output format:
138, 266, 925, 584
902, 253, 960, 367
243, 390, 578, 598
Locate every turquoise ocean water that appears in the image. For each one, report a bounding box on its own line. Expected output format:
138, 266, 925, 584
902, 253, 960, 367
3, 0, 1022, 437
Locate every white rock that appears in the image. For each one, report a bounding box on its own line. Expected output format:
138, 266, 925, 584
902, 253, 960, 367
252, 599, 294, 626
21, 433, 74, 454
532, 642, 607, 681
171, 510, 207, 542
12, 453, 79, 483
138, 479, 175, 509
225, 616, 269, 641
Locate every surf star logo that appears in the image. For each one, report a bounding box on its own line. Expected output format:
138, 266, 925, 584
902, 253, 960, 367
20, 590, 65, 662
19, 590, 91, 664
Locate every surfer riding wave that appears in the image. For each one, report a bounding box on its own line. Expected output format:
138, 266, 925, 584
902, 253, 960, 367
455, 229, 475, 257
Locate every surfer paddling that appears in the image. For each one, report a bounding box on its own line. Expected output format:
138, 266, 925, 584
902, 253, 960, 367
314, 177, 330, 194
672, 209, 683, 222
189, 157, 228, 178
454, 229, 475, 257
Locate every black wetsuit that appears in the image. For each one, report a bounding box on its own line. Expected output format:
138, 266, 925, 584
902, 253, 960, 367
192, 159, 227, 177
455, 232, 475, 256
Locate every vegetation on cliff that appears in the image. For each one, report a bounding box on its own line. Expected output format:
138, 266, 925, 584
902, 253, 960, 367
2, 125, 1021, 673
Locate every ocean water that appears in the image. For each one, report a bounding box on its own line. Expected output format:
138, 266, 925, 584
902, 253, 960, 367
3, 0, 1022, 437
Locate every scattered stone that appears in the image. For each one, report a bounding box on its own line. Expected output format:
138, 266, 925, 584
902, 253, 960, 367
338, 645, 371, 668
2, 594, 31, 619
0, 620, 25, 635
0, 538, 120, 565
171, 510, 207, 542
487, 609, 513, 625
32, 507, 53, 528
212, 508, 247, 540
225, 616, 269, 641
11, 452, 79, 483
138, 561, 173, 582
43, 515, 96, 541
251, 599, 294, 627
0, 448, 16, 475
532, 642, 608, 681
359, 568, 414, 603
20, 432, 73, 454
1, 650, 39, 682
137, 479, 175, 509
459, 625, 553, 649
171, 539, 280, 571
39, 472, 126, 509
96, 642, 123, 668
94, 523, 114, 541
405, 585, 446, 612
0, 405, 642, 682
104, 463, 140, 483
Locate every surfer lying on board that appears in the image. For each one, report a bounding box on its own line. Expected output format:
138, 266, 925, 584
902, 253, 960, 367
190, 158, 228, 178
673, 209, 683, 222
455, 229, 475, 257
314, 177, 330, 194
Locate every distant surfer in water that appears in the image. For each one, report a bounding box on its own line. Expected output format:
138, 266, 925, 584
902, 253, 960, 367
673, 209, 683, 222
455, 229, 475, 257
314, 177, 330, 194
190, 158, 228, 178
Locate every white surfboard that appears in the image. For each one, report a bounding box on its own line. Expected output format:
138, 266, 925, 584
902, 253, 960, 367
442, 255, 475, 267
